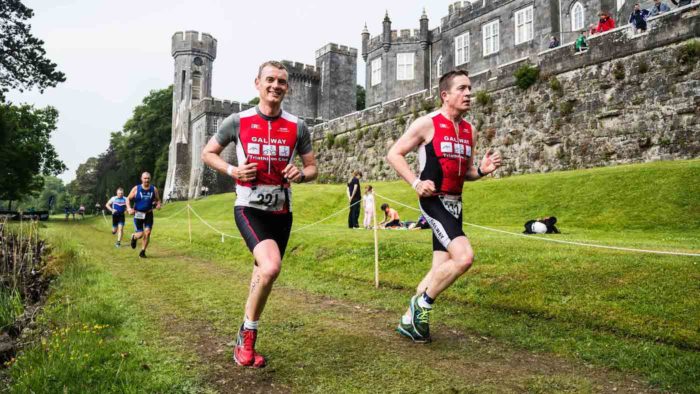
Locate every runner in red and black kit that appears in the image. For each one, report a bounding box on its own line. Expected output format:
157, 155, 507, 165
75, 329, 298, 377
202, 61, 317, 368
387, 70, 502, 343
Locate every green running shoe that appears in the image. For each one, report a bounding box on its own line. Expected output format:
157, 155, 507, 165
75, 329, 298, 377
396, 318, 430, 343
410, 295, 432, 340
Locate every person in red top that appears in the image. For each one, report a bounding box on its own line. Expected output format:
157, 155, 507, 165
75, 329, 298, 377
595, 11, 616, 33
202, 60, 318, 368
387, 70, 502, 343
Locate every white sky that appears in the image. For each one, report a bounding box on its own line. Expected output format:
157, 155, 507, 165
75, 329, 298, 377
8, 0, 466, 182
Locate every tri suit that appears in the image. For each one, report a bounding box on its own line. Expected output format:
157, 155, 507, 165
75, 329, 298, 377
417, 111, 474, 252
132, 184, 156, 232
215, 106, 312, 258
108, 196, 127, 228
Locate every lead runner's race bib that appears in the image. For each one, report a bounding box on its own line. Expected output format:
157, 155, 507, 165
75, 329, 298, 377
439, 195, 462, 219
134, 211, 146, 220
245, 185, 288, 212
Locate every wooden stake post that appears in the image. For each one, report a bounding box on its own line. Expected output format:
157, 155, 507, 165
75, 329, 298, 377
373, 196, 379, 288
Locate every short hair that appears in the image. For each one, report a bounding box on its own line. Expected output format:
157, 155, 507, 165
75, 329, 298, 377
141, 172, 151, 178
367, 185, 373, 192
438, 70, 470, 103
353, 170, 363, 177
257, 61, 287, 78
116, 187, 124, 192
380, 203, 389, 211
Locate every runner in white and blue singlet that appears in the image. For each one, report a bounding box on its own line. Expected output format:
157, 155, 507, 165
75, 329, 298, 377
106, 187, 128, 247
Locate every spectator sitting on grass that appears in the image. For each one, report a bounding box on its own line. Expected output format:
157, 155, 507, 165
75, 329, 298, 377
595, 11, 616, 33
629, 3, 651, 34
650, 0, 671, 15
575, 31, 589, 52
379, 203, 402, 229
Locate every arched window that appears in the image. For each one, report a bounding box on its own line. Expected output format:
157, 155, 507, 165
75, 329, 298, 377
436, 55, 443, 79
571, 2, 585, 32
191, 71, 202, 100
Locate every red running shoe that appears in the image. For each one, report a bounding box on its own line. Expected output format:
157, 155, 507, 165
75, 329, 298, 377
233, 326, 266, 368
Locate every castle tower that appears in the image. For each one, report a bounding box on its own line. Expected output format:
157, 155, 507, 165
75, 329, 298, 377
163, 31, 216, 201
382, 11, 392, 52
361, 23, 370, 62
282, 61, 320, 119
419, 9, 430, 89
315, 43, 358, 120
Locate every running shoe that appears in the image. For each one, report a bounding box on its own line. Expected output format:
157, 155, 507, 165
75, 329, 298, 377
115, 241, 120, 248
410, 295, 432, 340
233, 326, 266, 368
130, 234, 137, 249
396, 318, 430, 343
139, 250, 146, 258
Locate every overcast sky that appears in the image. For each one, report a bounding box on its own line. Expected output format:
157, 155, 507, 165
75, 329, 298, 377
8, 0, 467, 182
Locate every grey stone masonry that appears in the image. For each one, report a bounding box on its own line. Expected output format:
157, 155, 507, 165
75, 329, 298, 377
316, 44, 358, 120
312, 6, 700, 182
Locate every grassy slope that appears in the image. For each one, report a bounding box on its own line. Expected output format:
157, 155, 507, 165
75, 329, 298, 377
164, 160, 699, 392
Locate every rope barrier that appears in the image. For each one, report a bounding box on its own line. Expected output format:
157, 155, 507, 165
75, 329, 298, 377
159, 205, 189, 221
290, 199, 361, 233
375, 193, 700, 258
186, 204, 243, 240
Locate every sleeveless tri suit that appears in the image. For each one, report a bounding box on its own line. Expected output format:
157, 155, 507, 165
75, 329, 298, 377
417, 111, 475, 251
215, 107, 312, 257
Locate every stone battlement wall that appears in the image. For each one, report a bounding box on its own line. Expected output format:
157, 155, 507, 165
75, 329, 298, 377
310, 7, 700, 182
171, 31, 217, 59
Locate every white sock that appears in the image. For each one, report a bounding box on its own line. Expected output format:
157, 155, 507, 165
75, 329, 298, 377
417, 296, 433, 309
243, 319, 258, 330
401, 314, 411, 325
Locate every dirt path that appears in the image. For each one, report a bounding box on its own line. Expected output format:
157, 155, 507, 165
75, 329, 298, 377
74, 223, 659, 393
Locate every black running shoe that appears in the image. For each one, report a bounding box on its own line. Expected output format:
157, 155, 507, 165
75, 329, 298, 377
139, 250, 146, 258
130, 234, 137, 249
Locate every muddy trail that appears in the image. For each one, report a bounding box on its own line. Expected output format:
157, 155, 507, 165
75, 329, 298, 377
66, 221, 659, 393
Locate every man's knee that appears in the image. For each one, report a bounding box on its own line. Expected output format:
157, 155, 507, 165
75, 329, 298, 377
258, 261, 281, 282
453, 249, 474, 274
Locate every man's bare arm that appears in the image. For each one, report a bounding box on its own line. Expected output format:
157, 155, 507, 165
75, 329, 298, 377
201, 136, 257, 181
126, 187, 137, 214
386, 116, 435, 197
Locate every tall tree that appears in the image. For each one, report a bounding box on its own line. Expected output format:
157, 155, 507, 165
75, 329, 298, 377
356, 85, 365, 111
0, 0, 66, 102
0, 103, 67, 209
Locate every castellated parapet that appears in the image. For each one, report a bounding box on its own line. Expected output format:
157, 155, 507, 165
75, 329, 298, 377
171, 31, 217, 60
281, 60, 320, 81
315, 43, 358, 58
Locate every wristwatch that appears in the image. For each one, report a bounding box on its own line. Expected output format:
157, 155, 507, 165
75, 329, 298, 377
299, 171, 306, 183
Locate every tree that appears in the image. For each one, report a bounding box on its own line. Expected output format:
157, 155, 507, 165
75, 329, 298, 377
356, 85, 365, 110
0, 103, 66, 209
248, 97, 260, 105
0, 0, 66, 102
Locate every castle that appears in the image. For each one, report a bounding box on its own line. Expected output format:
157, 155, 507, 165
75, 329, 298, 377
164, 0, 693, 200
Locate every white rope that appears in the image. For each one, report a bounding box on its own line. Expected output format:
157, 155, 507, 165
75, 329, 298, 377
291, 199, 361, 233
187, 205, 243, 240
159, 205, 189, 221
375, 193, 700, 258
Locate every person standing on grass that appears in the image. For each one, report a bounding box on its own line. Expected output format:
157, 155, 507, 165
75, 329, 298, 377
105, 187, 127, 248
347, 170, 362, 228
363, 185, 375, 229
386, 70, 502, 343
126, 172, 161, 259
201, 60, 317, 369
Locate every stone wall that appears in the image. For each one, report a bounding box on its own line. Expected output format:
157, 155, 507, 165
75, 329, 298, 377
310, 7, 700, 182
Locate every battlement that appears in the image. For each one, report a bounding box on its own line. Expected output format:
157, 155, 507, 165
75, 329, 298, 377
441, 0, 496, 29
367, 28, 421, 53
315, 43, 358, 58
281, 60, 320, 81
191, 97, 253, 119
172, 31, 217, 59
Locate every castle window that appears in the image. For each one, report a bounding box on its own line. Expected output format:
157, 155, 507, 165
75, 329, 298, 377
191, 71, 202, 100
571, 2, 585, 32
514, 6, 534, 45
483, 20, 500, 56
181, 70, 186, 100
454, 32, 470, 66
436, 55, 443, 78
371, 58, 382, 86
396, 53, 414, 81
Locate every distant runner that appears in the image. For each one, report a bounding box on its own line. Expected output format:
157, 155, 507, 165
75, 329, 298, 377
126, 172, 161, 258
387, 70, 502, 343
106, 187, 128, 247
202, 60, 317, 368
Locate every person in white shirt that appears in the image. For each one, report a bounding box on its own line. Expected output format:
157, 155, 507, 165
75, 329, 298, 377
362, 185, 375, 229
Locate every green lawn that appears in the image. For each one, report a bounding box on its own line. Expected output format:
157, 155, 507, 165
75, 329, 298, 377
5, 160, 699, 393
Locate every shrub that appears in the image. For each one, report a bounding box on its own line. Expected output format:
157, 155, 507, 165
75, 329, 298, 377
560, 101, 574, 117
514, 64, 540, 90
336, 136, 349, 150
549, 77, 563, 96
475, 90, 492, 106
676, 39, 700, 64
325, 133, 335, 148
612, 62, 625, 80
421, 99, 434, 112
636, 59, 649, 74
396, 115, 406, 129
